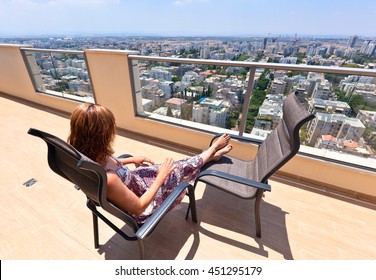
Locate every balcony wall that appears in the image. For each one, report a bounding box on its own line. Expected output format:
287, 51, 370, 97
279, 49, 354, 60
1, 44, 375, 200
0, 45, 79, 113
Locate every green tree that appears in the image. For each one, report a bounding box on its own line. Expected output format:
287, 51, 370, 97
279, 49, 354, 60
206, 85, 212, 97
172, 76, 181, 82
244, 71, 271, 132
236, 54, 250, 61
254, 51, 264, 62
295, 52, 306, 64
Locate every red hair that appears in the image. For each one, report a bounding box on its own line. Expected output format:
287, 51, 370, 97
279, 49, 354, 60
68, 103, 116, 164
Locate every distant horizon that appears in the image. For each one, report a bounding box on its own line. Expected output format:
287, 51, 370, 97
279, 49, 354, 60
1, 32, 374, 40
1, 0, 375, 39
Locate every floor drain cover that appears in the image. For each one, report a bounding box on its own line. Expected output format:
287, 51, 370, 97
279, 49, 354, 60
23, 178, 37, 187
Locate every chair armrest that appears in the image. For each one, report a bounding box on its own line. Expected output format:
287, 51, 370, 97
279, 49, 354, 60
196, 169, 271, 192
117, 154, 142, 168
135, 182, 191, 240
118, 154, 133, 159
210, 133, 263, 147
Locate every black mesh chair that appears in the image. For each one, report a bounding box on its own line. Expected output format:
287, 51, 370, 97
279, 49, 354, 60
189, 92, 315, 238
28, 128, 197, 259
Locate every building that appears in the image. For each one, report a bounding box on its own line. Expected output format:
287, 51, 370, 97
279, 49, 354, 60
270, 79, 286, 95
141, 84, 165, 106
309, 98, 351, 115
166, 97, 187, 111
316, 135, 338, 149
191, 98, 229, 128
181, 71, 200, 84
279, 57, 298, 64
360, 40, 376, 55
357, 110, 376, 128
306, 72, 325, 97
149, 66, 172, 81
312, 79, 335, 100
347, 35, 359, 48
256, 94, 284, 130
307, 112, 366, 145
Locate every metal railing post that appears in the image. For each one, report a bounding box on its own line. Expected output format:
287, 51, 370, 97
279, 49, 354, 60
238, 67, 256, 136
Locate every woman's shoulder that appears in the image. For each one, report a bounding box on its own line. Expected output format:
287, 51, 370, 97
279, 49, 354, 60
103, 156, 122, 171
104, 156, 132, 185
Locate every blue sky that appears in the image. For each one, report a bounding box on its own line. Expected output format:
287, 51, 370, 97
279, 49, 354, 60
0, 0, 375, 37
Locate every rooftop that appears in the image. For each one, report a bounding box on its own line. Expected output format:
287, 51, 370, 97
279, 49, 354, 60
1, 94, 376, 260
1, 44, 375, 261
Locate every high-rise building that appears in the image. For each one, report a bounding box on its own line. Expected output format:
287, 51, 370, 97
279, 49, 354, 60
360, 40, 371, 53
365, 42, 376, 55
347, 35, 358, 48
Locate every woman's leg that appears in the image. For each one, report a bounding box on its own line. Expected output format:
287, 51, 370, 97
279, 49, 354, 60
212, 144, 233, 161
199, 134, 232, 164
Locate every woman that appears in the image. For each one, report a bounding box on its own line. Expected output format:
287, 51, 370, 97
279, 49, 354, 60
68, 103, 232, 224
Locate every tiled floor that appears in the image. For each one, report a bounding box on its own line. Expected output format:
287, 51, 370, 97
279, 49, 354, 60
1, 93, 376, 260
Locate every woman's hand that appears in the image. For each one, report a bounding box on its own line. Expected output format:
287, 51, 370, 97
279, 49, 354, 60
157, 158, 176, 180
132, 156, 154, 167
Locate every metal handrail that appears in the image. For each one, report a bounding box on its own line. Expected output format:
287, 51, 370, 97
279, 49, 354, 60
128, 54, 376, 77
128, 54, 376, 136
21, 47, 84, 55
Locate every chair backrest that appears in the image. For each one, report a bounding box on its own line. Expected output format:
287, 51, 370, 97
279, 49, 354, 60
254, 92, 315, 183
28, 128, 107, 205
29, 128, 141, 232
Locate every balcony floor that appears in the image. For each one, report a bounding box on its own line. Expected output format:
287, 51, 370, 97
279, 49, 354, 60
1, 93, 376, 260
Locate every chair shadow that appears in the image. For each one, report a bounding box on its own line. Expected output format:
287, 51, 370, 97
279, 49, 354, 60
195, 185, 294, 259
98, 201, 201, 260
99, 184, 293, 260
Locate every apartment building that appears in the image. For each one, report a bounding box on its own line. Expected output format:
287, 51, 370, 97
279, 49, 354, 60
312, 79, 335, 100
270, 79, 287, 95
192, 98, 229, 128
307, 112, 366, 145
308, 98, 351, 115
256, 94, 284, 130
357, 110, 376, 127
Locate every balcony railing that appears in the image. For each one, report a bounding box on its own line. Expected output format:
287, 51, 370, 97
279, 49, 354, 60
21, 48, 95, 103
127, 54, 376, 171
19, 47, 376, 173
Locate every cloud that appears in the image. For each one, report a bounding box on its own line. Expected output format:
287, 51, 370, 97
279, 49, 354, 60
173, 0, 208, 6
47, 0, 120, 7
6, 0, 120, 7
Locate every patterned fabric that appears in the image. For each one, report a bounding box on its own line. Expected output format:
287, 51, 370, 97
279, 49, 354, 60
107, 155, 204, 224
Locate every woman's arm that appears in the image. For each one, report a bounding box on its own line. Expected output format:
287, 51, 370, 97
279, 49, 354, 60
106, 158, 175, 216
119, 156, 154, 167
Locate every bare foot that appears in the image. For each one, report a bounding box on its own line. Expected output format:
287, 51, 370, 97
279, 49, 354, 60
211, 134, 230, 151
213, 144, 233, 161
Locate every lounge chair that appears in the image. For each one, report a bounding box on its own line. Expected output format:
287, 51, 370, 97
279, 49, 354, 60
188, 92, 315, 237
28, 128, 197, 259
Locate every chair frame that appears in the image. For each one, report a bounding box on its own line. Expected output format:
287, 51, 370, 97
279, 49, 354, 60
28, 128, 197, 259
189, 92, 315, 238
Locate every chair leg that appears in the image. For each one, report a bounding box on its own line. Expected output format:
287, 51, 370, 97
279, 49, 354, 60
254, 190, 264, 238
185, 206, 190, 220
185, 185, 197, 223
92, 212, 99, 248
138, 239, 145, 260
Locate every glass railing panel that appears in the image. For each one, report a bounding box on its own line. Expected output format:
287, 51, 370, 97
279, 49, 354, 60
303, 71, 376, 170
130, 58, 252, 134
129, 55, 376, 171
21, 48, 94, 103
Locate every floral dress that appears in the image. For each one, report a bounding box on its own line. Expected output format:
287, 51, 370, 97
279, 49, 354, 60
106, 155, 204, 224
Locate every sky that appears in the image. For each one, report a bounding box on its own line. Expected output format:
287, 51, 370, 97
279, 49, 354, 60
0, 0, 376, 38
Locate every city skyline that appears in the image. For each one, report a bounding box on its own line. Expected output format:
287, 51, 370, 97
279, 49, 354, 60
0, 0, 376, 38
